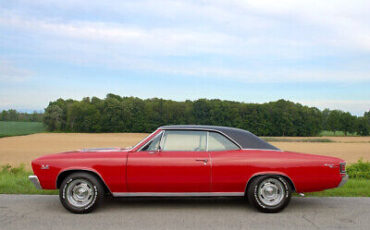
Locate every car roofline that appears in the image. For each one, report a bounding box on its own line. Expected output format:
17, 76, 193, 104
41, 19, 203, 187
159, 126, 243, 150
160, 125, 280, 151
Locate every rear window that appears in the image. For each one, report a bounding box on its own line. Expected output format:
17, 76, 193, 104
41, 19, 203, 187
208, 132, 240, 151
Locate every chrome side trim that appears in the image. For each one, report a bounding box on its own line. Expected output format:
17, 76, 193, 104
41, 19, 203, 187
112, 192, 244, 197
29, 175, 42, 190
241, 148, 283, 152
337, 174, 348, 187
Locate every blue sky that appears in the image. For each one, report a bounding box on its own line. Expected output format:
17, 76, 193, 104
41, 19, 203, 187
0, 0, 369, 115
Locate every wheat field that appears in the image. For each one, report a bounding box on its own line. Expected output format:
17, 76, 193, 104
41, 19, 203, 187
0, 133, 369, 169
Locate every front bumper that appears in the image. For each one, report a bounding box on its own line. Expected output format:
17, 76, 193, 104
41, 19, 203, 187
337, 174, 349, 187
29, 175, 42, 190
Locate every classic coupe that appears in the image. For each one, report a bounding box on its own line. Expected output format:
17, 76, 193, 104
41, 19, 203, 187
29, 125, 348, 213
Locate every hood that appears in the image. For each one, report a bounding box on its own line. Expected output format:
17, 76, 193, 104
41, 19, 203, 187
32, 147, 130, 162
78, 147, 127, 152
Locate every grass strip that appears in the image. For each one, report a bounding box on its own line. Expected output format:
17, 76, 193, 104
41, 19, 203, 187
0, 165, 57, 195
304, 179, 369, 197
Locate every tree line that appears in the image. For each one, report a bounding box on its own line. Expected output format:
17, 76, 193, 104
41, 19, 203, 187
0, 109, 43, 122
41, 94, 370, 136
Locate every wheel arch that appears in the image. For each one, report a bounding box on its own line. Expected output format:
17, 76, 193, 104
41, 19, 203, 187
56, 168, 112, 195
245, 172, 296, 194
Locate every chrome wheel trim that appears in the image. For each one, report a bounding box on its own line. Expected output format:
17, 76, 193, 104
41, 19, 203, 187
257, 178, 285, 207
66, 179, 94, 208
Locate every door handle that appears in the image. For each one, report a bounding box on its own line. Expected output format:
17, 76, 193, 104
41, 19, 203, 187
195, 159, 208, 165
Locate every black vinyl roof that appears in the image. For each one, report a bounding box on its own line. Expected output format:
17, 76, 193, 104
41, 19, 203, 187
159, 125, 280, 150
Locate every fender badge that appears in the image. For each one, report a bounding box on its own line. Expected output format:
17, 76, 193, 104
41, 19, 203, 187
41, 164, 49, 170
324, 163, 335, 168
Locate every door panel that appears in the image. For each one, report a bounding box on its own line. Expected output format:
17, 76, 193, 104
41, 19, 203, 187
210, 150, 253, 192
127, 151, 211, 192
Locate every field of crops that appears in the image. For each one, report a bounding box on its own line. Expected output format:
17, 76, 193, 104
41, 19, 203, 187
0, 121, 45, 138
0, 121, 369, 168
0, 133, 369, 169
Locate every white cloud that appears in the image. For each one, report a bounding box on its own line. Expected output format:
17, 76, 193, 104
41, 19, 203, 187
0, 59, 32, 82
1, 14, 244, 56
236, 0, 370, 51
0, 0, 369, 85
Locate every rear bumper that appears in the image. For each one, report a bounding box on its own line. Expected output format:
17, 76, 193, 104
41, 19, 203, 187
29, 175, 42, 189
337, 174, 349, 188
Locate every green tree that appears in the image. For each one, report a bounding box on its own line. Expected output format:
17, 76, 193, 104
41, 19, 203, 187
357, 111, 370, 136
327, 110, 342, 134
340, 112, 356, 136
43, 105, 63, 131
41, 94, 362, 136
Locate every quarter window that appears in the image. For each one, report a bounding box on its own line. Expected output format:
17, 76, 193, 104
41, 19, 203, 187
140, 133, 162, 151
161, 130, 207, 151
208, 132, 240, 151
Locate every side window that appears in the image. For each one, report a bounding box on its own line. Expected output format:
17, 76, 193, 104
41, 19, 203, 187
208, 132, 240, 151
140, 133, 162, 151
162, 130, 207, 151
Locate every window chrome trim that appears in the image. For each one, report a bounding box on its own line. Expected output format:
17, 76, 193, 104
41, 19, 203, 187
131, 130, 158, 151
159, 130, 166, 151
206, 131, 209, 152
112, 192, 244, 197
207, 131, 241, 152
160, 130, 208, 152
161, 127, 242, 150
137, 131, 164, 152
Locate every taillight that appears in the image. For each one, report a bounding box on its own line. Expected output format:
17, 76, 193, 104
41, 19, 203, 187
339, 162, 346, 174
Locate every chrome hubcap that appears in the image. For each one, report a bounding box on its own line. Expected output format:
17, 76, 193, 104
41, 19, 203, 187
66, 179, 94, 208
258, 178, 285, 206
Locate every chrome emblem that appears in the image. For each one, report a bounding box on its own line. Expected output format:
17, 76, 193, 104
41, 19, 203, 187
324, 163, 335, 168
41, 164, 49, 170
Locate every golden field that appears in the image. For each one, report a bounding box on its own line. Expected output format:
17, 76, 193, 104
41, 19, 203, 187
0, 133, 369, 169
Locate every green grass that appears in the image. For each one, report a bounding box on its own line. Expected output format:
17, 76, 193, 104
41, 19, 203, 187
304, 179, 369, 197
0, 121, 46, 138
0, 160, 368, 196
0, 164, 57, 195
262, 137, 333, 143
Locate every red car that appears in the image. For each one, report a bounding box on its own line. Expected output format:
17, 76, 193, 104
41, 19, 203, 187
29, 125, 348, 213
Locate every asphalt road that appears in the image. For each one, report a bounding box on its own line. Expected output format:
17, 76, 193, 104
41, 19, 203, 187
0, 195, 369, 230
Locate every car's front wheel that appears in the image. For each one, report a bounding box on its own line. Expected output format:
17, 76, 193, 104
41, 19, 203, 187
59, 172, 104, 214
247, 176, 291, 213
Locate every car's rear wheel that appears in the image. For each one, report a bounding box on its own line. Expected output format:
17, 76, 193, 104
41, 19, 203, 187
247, 176, 291, 213
59, 172, 104, 214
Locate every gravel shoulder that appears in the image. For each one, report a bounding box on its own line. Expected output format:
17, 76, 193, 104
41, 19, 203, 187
0, 195, 369, 230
